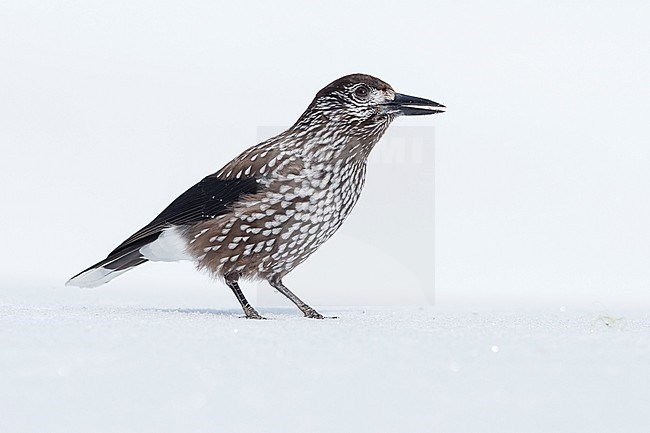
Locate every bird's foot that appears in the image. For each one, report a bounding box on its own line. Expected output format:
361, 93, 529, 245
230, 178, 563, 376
302, 307, 337, 319
242, 306, 266, 320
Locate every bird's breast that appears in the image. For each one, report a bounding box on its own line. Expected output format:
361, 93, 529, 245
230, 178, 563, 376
188, 160, 367, 279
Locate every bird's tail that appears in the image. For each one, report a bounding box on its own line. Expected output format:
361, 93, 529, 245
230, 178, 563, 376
66, 248, 148, 288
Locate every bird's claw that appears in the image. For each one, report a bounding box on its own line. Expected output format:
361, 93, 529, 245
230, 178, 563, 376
302, 307, 337, 319
242, 307, 266, 320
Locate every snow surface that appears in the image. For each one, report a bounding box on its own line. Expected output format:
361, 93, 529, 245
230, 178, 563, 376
1, 298, 649, 433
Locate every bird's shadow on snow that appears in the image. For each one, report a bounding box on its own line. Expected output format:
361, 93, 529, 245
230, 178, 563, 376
147, 307, 317, 319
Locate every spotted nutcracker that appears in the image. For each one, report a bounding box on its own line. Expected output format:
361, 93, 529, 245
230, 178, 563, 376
67, 74, 445, 319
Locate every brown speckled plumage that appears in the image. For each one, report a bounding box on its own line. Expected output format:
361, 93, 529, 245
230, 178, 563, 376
67, 73, 445, 319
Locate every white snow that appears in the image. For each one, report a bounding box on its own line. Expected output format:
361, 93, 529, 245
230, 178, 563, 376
1, 297, 649, 433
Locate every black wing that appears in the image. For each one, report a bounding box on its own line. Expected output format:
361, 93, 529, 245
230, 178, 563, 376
108, 175, 259, 257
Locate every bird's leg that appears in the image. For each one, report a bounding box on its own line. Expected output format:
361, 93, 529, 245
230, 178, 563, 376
268, 278, 330, 319
224, 273, 265, 320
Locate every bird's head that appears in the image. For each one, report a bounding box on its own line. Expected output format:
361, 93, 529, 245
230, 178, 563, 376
297, 73, 445, 127
285, 74, 444, 159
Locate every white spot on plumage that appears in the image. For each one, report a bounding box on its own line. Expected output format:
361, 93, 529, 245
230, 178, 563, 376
195, 229, 208, 238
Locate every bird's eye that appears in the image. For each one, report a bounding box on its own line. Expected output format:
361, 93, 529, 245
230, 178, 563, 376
354, 85, 369, 99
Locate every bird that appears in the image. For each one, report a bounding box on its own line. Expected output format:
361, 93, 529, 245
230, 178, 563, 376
66, 73, 445, 319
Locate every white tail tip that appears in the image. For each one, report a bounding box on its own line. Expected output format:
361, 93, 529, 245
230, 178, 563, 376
66, 266, 130, 288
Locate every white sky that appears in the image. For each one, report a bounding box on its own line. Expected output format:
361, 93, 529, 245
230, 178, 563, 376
1, 1, 649, 308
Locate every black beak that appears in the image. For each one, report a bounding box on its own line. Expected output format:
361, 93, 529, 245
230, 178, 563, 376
382, 93, 446, 116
